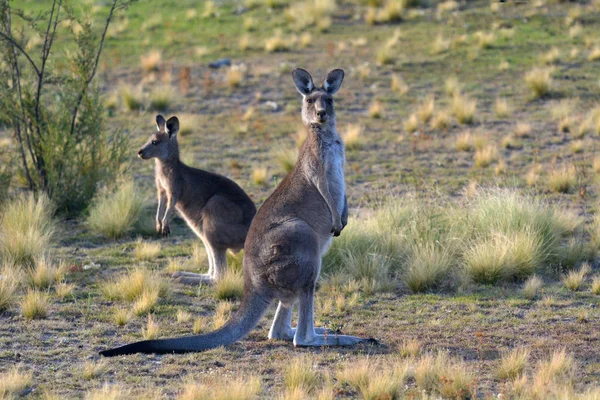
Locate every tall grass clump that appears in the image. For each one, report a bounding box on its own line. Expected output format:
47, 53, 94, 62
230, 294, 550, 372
284, 356, 320, 393
0, 193, 56, 266
462, 189, 581, 283
101, 268, 168, 307
525, 67, 553, 98
87, 181, 144, 239
214, 269, 244, 300
0, 366, 33, 399
0, 263, 21, 311
496, 348, 530, 380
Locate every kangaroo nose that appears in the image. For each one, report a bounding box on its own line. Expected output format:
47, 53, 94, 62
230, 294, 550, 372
137, 149, 143, 157
317, 110, 326, 118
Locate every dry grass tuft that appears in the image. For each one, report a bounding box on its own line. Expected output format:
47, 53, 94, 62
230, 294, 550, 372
397, 338, 420, 357
274, 148, 298, 173
193, 317, 211, 334
403, 243, 452, 293
541, 47, 560, 64
142, 314, 160, 340
514, 122, 532, 138
522, 275, 543, 300
562, 263, 590, 291
430, 110, 451, 130
149, 85, 175, 111
451, 93, 477, 124
176, 309, 192, 324
214, 269, 244, 300
87, 181, 144, 239
85, 383, 128, 400
119, 85, 143, 112
475, 31, 495, 49
0, 263, 21, 311
456, 131, 474, 152
588, 47, 600, 61
404, 114, 419, 133
81, 360, 110, 380
140, 50, 161, 73
134, 239, 161, 261
251, 167, 268, 186
532, 349, 574, 392
101, 268, 167, 303
27, 257, 66, 289
496, 348, 530, 380
525, 67, 553, 98
21, 289, 49, 319
0, 366, 33, 398
342, 124, 363, 150
0, 193, 55, 266
368, 100, 383, 119
474, 145, 498, 168
284, 356, 319, 393
226, 65, 247, 88
54, 282, 75, 299
494, 97, 511, 118
391, 74, 408, 94
113, 306, 131, 326
178, 376, 261, 400
265, 29, 290, 52
417, 96, 435, 124
132, 288, 160, 316
213, 301, 234, 329
591, 276, 600, 295
432, 34, 450, 54
548, 165, 577, 194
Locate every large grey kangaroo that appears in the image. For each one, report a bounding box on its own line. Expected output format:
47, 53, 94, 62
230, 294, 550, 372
138, 115, 256, 284
101, 69, 375, 357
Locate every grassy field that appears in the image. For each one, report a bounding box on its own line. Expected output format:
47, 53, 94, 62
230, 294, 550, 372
2, 0, 600, 398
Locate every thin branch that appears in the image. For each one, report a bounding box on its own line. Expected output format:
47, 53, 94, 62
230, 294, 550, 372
69, 0, 118, 137
0, 31, 40, 77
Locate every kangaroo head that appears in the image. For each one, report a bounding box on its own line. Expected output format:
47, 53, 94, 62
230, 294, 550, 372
138, 115, 180, 161
292, 68, 344, 127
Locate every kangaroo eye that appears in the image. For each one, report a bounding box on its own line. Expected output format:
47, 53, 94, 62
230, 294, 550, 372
306, 98, 313, 104
151, 140, 158, 146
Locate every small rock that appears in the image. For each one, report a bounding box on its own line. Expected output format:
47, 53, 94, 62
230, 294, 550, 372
208, 58, 232, 69
262, 101, 279, 112
83, 262, 100, 270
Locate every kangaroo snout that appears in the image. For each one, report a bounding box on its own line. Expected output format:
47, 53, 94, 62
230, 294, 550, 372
137, 149, 145, 159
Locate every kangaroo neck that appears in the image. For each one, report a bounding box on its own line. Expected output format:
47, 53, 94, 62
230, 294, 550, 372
306, 121, 338, 142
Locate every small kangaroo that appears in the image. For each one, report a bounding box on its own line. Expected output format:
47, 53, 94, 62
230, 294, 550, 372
137, 115, 256, 284
101, 69, 375, 356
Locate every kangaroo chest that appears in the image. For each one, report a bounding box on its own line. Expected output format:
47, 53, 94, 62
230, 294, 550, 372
323, 139, 346, 215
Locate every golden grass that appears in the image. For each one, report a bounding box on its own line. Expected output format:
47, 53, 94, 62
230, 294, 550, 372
548, 165, 577, 194
214, 269, 244, 300
456, 131, 474, 152
176, 309, 192, 324
464, 231, 540, 284
588, 47, 600, 61
132, 288, 160, 316
134, 239, 161, 261
274, 147, 298, 173
140, 50, 161, 73
85, 383, 128, 400
496, 348, 530, 380
525, 67, 553, 98
532, 349, 574, 392
87, 180, 144, 239
368, 100, 383, 119
522, 275, 543, 300
142, 314, 160, 340
21, 289, 49, 319
571, 140, 584, 154
54, 282, 75, 299
0, 263, 21, 311
475, 30, 495, 49
541, 46, 560, 64
239, 34, 250, 51
284, 356, 319, 393
178, 376, 261, 400
113, 306, 131, 326
193, 317, 211, 334
562, 263, 590, 291
474, 145, 498, 168
417, 96, 435, 124
226, 64, 247, 88
81, 359, 110, 380
591, 276, 600, 295
404, 113, 419, 133
251, 167, 268, 186
432, 33, 450, 54
342, 124, 363, 150
337, 358, 408, 400
397, 338, 420, 357
101, 268, 167, 302
265, 29, 290, 52
149, 85, 175, 111
514, 122, 532, 138
0, 193, 55, 266
299, 32, 312, 48
414, 352, 473, 397
451, 93, 477, 124
0, 366, 33, 399
27, 257, 65, 289
430, 110, 451, 130
403, 243, 452, 293
494, 97, 511, 118
213, 301, 234, 329
391, 74, 408, 94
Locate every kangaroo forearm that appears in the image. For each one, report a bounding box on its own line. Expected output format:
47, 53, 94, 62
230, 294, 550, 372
316, 179, 340, 222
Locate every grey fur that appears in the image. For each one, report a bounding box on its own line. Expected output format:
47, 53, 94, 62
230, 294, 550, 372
138, 115, 256, 284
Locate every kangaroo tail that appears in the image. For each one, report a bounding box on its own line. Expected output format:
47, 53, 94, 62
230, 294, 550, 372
100, 290, 272, 357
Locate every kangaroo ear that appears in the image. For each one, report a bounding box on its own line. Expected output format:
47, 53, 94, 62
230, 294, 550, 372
156, 115, 166, 132
166, 116, 179, 138
323, 69, 344, 95
292, 68, 314, 96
